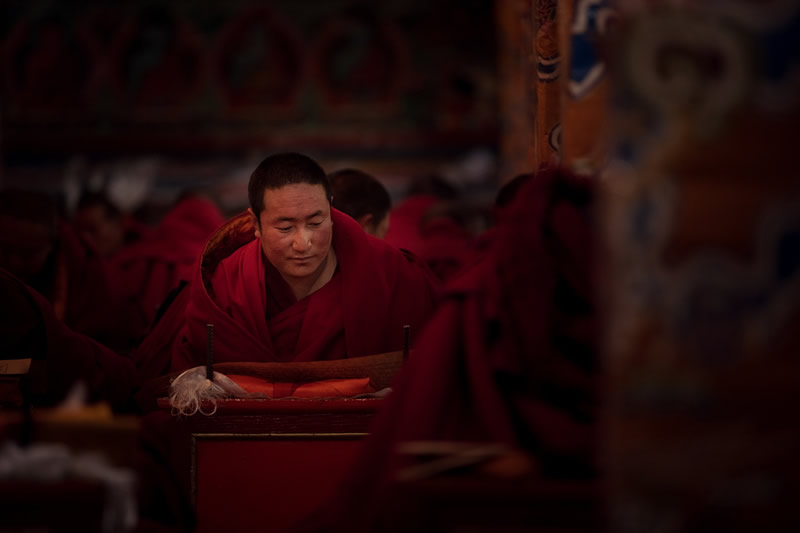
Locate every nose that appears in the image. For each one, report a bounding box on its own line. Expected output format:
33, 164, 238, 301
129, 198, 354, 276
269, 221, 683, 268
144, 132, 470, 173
292, 229, 312, 252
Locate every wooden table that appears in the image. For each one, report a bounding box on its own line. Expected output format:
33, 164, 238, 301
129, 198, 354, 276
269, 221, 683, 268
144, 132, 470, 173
153, 397, 383, 533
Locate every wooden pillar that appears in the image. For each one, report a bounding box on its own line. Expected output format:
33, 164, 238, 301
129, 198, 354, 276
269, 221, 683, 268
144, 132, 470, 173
496, 0, 536, 181
531, 0, 561, 168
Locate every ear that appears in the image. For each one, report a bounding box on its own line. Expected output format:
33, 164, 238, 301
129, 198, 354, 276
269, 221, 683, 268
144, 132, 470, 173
248, 207, 262, 239
356, 213, 374, 232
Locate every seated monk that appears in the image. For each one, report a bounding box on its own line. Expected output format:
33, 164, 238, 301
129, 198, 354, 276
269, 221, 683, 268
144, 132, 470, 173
136, 153, 441, 376
329, 168, 392, 239
72, 190, 151, 258
302, 165, 599, 531
0, 188, 138, 350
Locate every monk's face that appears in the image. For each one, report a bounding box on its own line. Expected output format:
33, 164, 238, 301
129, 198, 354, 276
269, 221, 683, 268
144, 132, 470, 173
253, 183, 333, 282
0, 215, 55, 281
73, 204, 124, 257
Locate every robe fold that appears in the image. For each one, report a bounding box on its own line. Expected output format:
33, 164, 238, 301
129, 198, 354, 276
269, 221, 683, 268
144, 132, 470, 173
301, 166, 599, 532
166, 207, 440, 372
1, 268, 136, 410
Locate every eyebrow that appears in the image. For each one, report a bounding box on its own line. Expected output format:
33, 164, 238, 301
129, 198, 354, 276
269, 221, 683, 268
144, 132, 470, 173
272, 210, 324, 224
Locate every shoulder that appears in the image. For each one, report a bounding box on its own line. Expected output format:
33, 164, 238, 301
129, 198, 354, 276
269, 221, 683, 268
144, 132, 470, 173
209, 238, 260, 290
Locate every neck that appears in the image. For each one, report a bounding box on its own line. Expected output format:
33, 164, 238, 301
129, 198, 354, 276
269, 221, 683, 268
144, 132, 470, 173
283, 246, 337, 300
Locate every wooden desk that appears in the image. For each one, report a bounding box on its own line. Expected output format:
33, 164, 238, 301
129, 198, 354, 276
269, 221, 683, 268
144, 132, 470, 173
155, 397, 383, 533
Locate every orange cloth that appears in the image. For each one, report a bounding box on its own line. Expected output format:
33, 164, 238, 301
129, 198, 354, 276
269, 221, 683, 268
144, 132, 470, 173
226, 375, 377, 399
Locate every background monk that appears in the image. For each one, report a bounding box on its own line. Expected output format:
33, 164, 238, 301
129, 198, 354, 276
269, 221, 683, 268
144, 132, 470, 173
329, 168, 392, 239
383, 174, 474, 281
139, 153, 440, 374
0, 188, 139, 350
303, 165, 599, 531
72, 190, 150, 258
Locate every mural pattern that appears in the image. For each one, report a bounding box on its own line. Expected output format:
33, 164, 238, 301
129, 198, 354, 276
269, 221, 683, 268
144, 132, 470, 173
1, 0, 497, 152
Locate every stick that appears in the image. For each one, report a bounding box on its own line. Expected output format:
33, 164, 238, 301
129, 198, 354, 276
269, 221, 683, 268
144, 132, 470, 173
403, 324, 411, 361
206, 323, 215, 381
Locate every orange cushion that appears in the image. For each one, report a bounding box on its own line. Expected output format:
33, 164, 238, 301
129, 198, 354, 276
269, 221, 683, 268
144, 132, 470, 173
226, 375, 376, 399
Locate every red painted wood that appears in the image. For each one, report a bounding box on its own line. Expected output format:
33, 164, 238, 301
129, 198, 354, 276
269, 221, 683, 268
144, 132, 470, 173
157, 398, 382, 533
195, 438, 366, 533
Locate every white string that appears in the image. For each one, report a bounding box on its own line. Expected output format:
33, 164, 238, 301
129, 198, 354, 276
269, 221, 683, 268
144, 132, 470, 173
168, 367, 252, 416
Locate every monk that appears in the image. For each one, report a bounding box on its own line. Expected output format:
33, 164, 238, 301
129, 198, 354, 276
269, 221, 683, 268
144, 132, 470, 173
72, 190, 149, 258
329, 168, 392, 238
136, 153, 440, 376
0, 188, 138, 350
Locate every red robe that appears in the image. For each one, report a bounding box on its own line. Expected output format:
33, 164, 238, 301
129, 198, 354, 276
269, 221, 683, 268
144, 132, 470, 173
383, 195, 474, 281
167, 207, 440, 372
1, 268, 136, 410
108, 196, 225, 342
303, 166, 599, 531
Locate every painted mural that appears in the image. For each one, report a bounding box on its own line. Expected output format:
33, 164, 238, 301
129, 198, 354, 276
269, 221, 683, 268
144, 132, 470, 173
1, 0, 497, 154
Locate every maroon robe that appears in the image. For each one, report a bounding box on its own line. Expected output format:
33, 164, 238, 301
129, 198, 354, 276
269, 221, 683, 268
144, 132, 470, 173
303, 166, 598, 531
153, 207, 440, 372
